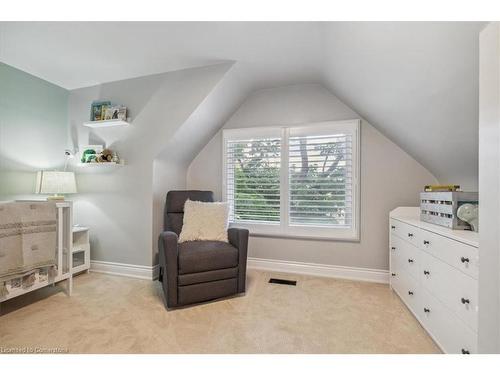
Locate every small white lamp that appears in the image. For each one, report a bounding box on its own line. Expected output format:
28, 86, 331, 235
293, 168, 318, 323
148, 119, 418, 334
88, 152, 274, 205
35, 171, 77, 200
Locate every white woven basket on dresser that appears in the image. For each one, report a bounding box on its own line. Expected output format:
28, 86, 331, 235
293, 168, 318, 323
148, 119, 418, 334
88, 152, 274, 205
420, 191, 478, 229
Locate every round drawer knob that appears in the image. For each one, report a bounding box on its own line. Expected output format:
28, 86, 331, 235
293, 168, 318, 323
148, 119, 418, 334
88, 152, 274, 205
461, 257, 470, 263
391, 225, 396, 230
461, 349, 470, 354
408, 259, 414, 263
461, 298, 470, 305
423, 270, 430, 275
424, 308, 430, 313
423, 240, 430, 245
408, 291, 414, 295
391, 247, 396, 251
408, 233, 414, 238
391, 273, 396, 277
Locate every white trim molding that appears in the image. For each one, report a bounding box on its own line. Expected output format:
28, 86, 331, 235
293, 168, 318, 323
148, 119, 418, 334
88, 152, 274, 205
222, 119, 361, 242
247, 257, 389, 284
90, 260, 159, 280
90, 258, 388, 284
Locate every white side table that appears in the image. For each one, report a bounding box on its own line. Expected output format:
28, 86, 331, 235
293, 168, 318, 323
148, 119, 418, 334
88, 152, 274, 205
72, 226, 90, 275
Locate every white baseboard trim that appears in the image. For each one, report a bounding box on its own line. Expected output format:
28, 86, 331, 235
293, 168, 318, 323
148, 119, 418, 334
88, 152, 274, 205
90, 258, 388, 284
90, 260, 158, 280
247, 257, 389, 284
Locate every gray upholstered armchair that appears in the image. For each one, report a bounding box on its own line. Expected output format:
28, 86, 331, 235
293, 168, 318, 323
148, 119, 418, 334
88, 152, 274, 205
158, 190, 249, 308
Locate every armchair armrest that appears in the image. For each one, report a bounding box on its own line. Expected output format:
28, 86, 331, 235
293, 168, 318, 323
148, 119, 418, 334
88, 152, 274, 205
158, 230, 179, 307
228, 227, 249, 293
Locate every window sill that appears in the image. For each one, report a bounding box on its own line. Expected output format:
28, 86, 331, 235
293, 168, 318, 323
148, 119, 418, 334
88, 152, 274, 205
249, 231, 360, 242
229, 223, 360, 242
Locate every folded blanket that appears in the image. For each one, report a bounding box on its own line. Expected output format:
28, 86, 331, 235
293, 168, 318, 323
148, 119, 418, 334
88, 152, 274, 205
0, 201, 57, 284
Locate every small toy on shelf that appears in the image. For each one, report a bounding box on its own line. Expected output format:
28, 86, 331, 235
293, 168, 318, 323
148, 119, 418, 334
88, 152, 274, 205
87, 154, 97, 163
81, 149, 96, 163
80, 145, 103, 163
97, 149, 113, 163
80, 145, 121, 165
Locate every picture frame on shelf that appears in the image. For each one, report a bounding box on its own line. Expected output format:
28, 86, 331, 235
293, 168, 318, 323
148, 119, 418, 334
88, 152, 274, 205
103, 105, 127, 121
116, 106, 127, 121
90, 101, 111, 121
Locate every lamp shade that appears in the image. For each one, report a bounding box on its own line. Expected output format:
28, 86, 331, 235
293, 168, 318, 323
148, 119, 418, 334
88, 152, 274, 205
36, 171, 77, 194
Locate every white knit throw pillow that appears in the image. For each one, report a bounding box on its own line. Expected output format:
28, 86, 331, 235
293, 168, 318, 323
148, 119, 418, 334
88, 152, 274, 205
178, 199, 229, 243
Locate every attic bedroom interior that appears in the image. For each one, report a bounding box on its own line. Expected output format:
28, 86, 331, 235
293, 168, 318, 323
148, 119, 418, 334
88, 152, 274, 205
2, 1, 500, 371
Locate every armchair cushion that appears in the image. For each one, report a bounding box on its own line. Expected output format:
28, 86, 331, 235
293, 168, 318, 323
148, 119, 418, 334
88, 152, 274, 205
178, 200, 229, 243
178, 267, 238, 286
165, 191, 214, 235
178, 240, 239, 274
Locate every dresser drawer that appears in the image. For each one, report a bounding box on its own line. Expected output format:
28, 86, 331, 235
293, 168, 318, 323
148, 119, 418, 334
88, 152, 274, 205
390, 268, 403, 294
420, 251, 478, 332
391, 234, 421, 280
390, 219, 422, 247
419, 229, 478, 280
390, 234, 407, 272
390, 218, 402, 238
397, 272, 421, 316
400, 240, 421, 281
420, 288, 477, 354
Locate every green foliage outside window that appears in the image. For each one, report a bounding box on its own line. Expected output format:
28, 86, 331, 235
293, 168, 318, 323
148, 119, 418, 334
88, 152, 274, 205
231, 136, 350, 227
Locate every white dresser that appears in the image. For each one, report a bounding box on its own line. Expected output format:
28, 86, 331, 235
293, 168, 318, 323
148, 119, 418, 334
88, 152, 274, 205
390, 207, 479, 354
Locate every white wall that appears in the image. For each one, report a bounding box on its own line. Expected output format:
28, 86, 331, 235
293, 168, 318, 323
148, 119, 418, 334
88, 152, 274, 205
478, 22, 500, 354
68, 64, 233, 266
0, 63, 68, 200
187, 84, 438, 270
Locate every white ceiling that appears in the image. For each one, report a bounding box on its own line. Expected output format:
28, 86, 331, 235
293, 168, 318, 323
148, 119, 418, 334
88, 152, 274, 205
0, 22, 322, 90
0, 21, 485, 187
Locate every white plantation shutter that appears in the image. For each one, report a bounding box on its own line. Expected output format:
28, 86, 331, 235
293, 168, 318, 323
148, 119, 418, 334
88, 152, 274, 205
288, 132, 353, 227
223, 120, 359, 239
225, 135, 281, 224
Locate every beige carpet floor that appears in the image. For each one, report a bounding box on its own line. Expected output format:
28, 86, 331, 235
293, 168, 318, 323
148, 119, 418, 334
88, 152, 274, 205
0, 269, 440, 354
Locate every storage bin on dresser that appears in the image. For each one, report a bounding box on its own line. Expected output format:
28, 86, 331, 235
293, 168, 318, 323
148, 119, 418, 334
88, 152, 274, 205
389, 207, 479, 354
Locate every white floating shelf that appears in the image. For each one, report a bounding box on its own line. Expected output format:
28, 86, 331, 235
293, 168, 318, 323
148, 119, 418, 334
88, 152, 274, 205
76, 162, 124, 168
75, 162, 125, 174
83, 119, 130, 128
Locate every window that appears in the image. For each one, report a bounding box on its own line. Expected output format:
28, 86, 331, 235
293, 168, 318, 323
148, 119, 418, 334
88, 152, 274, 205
225, 133, 281, 224
223, 120, 360, 240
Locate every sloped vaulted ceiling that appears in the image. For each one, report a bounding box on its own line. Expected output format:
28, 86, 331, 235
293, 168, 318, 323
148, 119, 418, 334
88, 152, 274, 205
0, 22, 484, 188
321, 22, 484, 190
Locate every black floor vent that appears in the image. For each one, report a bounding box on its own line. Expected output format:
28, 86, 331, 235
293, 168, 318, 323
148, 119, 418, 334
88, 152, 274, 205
269, 278, 297, 286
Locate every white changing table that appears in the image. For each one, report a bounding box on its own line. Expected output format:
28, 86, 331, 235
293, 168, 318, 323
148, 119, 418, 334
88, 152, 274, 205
0, 201, 73, 307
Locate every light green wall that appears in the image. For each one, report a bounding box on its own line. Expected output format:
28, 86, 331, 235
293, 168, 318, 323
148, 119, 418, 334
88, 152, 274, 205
0, 63, 68, 198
